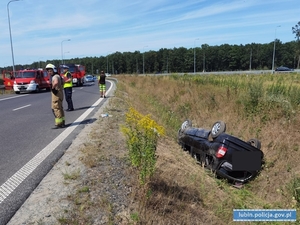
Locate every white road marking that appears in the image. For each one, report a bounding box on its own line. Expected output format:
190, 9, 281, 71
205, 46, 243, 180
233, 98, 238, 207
0, 81, 113, 204
13, 104, 31, 111
0, 94, 29, 102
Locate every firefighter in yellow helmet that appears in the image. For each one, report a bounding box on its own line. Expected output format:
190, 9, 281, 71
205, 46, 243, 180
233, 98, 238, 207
46, 64, 65, 129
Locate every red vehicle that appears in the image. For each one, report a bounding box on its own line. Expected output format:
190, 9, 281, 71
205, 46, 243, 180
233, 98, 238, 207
59, 64, 85, 87
13, 69, 51, 94
76, 64, 86, 79
1, 70, 16, 90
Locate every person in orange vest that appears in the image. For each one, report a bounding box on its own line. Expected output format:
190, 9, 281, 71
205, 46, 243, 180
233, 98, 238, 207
62, 65, 74, 111
46, 64, 65, 129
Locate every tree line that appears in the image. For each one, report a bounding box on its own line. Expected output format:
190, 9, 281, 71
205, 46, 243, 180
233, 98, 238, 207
57, 40, 300, 74
2, 22, 300, 75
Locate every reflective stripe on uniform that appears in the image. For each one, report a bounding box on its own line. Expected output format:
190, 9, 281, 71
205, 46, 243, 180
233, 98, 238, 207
63, 72, 73, 88
55, 117, 64, 125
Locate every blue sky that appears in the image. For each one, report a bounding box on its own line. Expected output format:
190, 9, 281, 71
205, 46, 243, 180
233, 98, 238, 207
0, 0, 299, 67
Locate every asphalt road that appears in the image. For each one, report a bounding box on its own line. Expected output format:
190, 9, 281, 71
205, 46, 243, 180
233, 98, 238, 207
0, 80, 113, 225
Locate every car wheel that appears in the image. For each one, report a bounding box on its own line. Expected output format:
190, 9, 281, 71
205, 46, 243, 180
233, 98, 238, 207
211, 121, 226, 139
247, 138, 261, 149
180, 120, 192, 130
178, 120, 192, 138
35, 86, 40, 93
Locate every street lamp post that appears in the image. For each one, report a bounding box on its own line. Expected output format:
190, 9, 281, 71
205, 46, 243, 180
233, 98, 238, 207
194, 38, 199, 74
271, 25, 281, 73
7, 0, 21, 74
61, 39, 71, 64
63, 51, 70, 64
203, 51, 205, 73
106, 51, 112, 74
143, 45, 148, 74
202, 44, 206, 73
249, 48, 252, 71
107, 54, 109, 73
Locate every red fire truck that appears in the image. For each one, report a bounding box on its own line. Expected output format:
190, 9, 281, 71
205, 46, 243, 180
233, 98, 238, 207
13, 69, 51, 94
59, 64, 85, 87
1, 70, 15, 90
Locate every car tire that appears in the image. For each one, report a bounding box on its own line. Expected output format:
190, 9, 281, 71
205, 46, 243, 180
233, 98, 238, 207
178, 120, 192, 144
211, 121, 226, 139
180, 120, 192, 130
247, 138, 261, 149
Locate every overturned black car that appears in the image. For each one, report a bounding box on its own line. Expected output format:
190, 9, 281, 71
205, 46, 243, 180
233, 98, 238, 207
177, 120, 264, 184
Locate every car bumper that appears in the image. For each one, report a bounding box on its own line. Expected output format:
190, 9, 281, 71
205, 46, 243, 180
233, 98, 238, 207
216, 161, 257, 184
13, 84, 37, 92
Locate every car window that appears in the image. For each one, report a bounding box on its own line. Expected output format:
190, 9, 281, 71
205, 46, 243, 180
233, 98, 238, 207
17, 71, 35, 78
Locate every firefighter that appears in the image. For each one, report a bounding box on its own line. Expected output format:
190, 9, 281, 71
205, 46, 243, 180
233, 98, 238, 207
62, 65, 74, 111
46, 64, 65, 129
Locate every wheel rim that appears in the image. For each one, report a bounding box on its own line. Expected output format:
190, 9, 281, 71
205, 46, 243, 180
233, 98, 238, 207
211, 123, 221, 135
181, 120, 190, 130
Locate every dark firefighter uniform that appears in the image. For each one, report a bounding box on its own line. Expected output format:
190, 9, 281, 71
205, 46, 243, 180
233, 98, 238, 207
62, 66, 74, 111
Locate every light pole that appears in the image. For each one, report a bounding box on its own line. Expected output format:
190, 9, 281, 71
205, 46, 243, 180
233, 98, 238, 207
272, 25, 281, 73
203, 51, 205, 73
7, 0, 21, 74
63, 51, 70, 64
143, 45, 148, 74
61, 39, 71, 64
249, 47, 252, 71
39, 57, 44, 68
107, 54, 109, 73
106, 51, 112, 74
202, 44, 206, 73
194, 38, 199, 74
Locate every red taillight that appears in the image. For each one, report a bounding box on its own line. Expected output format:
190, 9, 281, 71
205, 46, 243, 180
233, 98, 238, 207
216, 145, 227, 158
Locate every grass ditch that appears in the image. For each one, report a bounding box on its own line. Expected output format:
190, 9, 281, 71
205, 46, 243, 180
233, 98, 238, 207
58, 73, 300, 224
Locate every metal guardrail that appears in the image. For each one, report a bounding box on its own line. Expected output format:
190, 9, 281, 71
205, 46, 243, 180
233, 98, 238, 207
152, 69, 300, 76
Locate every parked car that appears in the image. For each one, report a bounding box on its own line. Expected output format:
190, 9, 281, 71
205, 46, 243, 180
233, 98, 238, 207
105, 73, 111, 77
177, 120, 264, 184
84, 74, 94, 83
275, 66, 293, 72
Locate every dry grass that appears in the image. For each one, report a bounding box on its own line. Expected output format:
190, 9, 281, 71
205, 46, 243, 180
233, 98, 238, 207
114, 74, 300, 224
61, 73, 300, 224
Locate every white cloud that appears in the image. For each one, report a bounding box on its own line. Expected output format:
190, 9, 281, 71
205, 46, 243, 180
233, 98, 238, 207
0, 0, 299, 67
